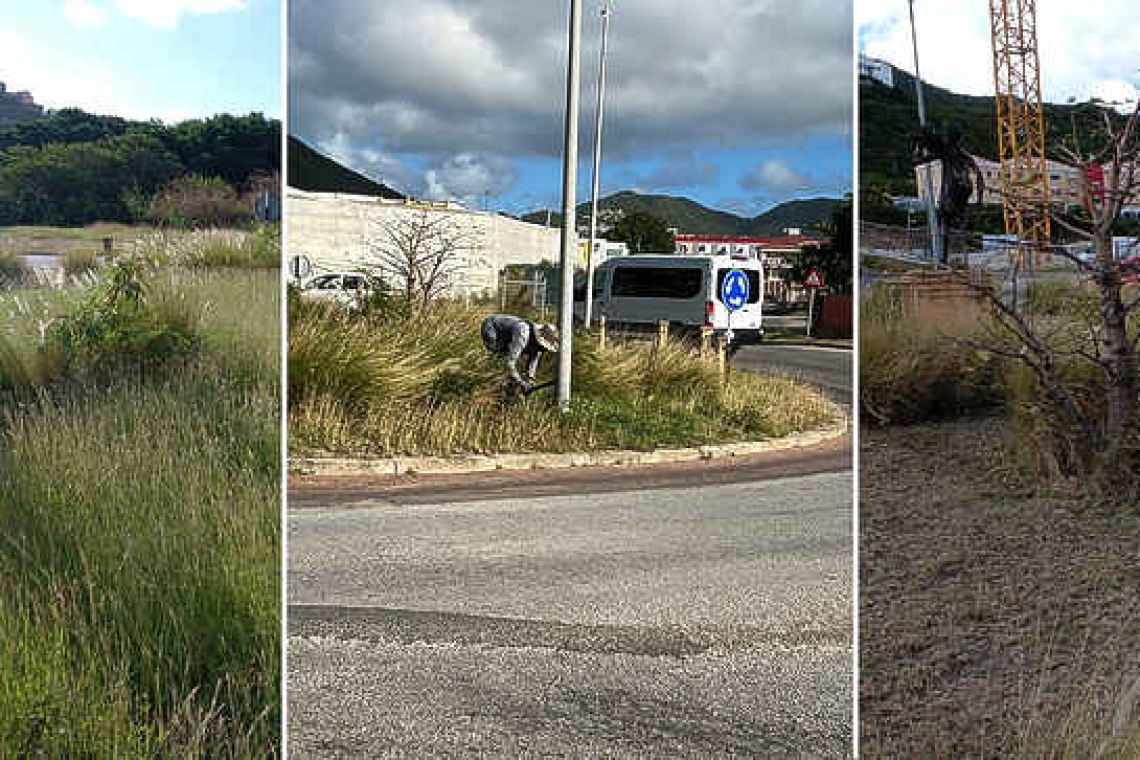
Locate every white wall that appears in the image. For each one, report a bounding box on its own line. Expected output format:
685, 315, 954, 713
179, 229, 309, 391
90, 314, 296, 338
286, 189, 569, 296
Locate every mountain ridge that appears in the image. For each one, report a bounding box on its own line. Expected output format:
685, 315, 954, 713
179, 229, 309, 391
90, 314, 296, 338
522, 191, 839, 237
287, 135, 403, 199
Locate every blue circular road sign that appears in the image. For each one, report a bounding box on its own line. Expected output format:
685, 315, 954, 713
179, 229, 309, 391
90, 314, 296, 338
721, 268, 749, 312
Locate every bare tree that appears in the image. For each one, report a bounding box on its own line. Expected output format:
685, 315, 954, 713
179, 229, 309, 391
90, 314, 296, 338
367, 208, 474, 315
961, 96, 1140, 479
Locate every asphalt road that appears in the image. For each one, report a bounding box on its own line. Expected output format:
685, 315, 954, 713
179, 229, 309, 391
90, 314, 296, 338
735, 342, 852, 405
287, 338, 853, 758
288, 468, 853, 759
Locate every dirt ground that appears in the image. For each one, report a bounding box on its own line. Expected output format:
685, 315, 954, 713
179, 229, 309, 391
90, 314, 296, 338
859, 416, 1140, 759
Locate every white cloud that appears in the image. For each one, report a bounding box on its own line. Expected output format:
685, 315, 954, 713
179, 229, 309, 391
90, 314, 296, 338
741, 159, 813, 194
1091, 79, 1140, 112
114, 0, 247, 28
290, 0, 853, 159
63, 0, 110, 27
315, 133, 420, 195
424, 153, 518, 207
860, 1, 1140, 104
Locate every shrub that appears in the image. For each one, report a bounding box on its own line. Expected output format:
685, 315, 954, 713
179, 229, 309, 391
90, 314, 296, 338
48, 259, 202, 380
147, 175, 253, 229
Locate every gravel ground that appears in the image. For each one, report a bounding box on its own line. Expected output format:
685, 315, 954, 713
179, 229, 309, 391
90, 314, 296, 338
859, 416, 1140, 759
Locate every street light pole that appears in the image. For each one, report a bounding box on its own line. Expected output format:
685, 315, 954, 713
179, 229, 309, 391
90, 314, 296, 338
908, 0, 942, 264
556, 0, 583, 411
584, 4, 611, 329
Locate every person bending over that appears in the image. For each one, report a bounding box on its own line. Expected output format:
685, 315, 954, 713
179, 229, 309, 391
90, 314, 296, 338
480, 314, 559, 392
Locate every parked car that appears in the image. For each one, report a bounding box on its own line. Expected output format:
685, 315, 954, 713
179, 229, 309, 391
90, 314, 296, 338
575, 254, 765, 347
299, 271, 382, 309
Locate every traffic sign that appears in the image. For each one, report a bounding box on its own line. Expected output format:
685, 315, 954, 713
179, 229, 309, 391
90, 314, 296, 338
721, 268, 750, 312
804, 268, 824, 289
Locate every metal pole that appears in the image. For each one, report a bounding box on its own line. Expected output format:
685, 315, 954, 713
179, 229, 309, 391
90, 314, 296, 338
556, 0, 583, 410
584, 4, 611, 328
909, 0, 942, 264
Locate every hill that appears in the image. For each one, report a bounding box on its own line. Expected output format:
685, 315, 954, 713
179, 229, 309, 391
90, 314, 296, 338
287, 135, 403, 198
522, 191, 839, 236
860, 61, 1126, 196
0, 108, 280, 226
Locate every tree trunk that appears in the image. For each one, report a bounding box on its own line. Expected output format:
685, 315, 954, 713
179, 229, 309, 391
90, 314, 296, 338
1097, 233, 1138, 464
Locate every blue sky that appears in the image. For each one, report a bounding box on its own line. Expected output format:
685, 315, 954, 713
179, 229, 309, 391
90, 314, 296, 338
290, 0, 853, 221
1, 0, 280, 124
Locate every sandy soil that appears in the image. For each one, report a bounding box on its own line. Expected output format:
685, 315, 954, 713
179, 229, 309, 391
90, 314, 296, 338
859, 416, 1140, 759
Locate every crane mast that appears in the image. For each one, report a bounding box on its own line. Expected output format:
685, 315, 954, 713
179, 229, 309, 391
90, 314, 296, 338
989, 0, 1051, 267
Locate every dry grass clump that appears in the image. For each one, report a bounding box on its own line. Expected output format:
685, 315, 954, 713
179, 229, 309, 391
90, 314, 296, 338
860, 283, 1002, 425
289, 299, 836, 455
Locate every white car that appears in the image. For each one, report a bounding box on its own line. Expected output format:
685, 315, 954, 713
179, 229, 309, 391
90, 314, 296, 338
299, 272, 381, 309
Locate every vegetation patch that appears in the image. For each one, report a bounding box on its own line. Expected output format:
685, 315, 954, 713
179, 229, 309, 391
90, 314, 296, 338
289, 297, 837, 456
859, 283, 1003, 425
0, 238, 280, 756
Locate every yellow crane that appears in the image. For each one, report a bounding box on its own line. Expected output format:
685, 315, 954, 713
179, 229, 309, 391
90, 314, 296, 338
989, 0, 1051, 267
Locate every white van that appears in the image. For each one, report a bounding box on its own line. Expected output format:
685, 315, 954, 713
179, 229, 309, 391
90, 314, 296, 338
576, 254, 764, 347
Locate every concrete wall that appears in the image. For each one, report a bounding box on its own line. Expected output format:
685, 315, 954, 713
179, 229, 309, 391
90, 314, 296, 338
286, 188, 569, 296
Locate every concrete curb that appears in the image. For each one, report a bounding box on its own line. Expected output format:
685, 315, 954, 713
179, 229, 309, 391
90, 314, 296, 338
290, 413, 849, 478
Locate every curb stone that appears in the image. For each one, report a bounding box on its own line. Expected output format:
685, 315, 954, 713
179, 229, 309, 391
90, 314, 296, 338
290, 411, 849, 478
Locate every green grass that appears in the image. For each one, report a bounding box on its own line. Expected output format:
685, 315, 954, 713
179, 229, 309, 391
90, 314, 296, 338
63, 248, 99, 277
0, 255, 279, 756
289, 297, 837, 456
0, 223, 154, 254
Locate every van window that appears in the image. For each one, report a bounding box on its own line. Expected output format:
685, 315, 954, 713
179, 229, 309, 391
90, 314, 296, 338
715, 269, 761, 304
611, 266, 703, 299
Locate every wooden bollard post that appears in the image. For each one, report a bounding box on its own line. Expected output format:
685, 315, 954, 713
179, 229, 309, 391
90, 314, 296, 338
700, 326, 712, 359
657, 319, 669, 347
598, 315, 607, 350
717, 335, 727, 384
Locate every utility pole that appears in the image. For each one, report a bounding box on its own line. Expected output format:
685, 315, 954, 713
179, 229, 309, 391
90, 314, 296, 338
584, 4, 611, 328
556, 0, 582, 411
908, 0, 942, 264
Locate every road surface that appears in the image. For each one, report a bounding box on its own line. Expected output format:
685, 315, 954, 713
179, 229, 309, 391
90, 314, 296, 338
289, 460, 852, 759
287, 341, 853, 758
735, 342, 852, 405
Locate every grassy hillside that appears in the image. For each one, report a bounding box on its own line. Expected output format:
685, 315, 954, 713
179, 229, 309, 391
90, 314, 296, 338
287, 135, 404, 198
860, 63, 1128, 196
523, 191, 838, 236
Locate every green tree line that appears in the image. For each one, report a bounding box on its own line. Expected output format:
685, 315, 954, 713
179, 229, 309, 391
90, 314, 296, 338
0, 110, 279, 226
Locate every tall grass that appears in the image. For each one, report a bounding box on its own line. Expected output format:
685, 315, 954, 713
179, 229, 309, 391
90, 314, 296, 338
289, 298, 836, 455
63, 248, 99, 277
0, 260, 279, 756
860, 283, 1002, 425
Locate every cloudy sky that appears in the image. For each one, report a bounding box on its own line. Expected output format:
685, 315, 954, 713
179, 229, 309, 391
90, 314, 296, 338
859, 1, 1140, 108
289, 0, 853, 218
3, 0, 280, 124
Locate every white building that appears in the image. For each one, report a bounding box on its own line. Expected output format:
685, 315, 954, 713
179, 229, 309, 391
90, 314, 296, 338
915, 155, 1140, 210
576, 238, 628, 266
286, 188, 569, 297
859, 54, 895, 88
